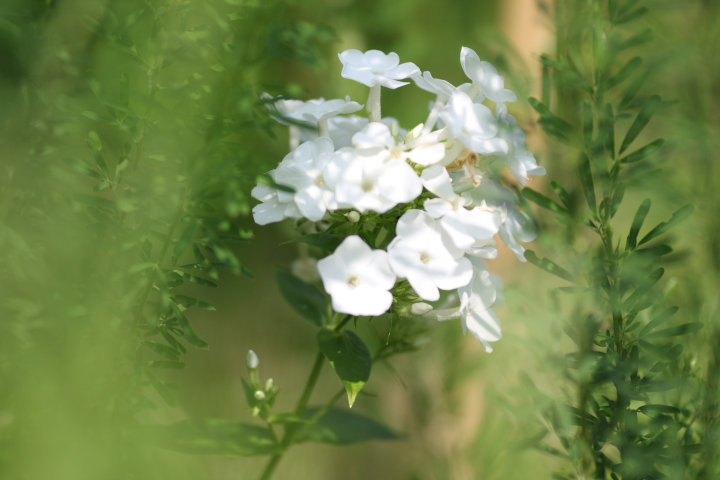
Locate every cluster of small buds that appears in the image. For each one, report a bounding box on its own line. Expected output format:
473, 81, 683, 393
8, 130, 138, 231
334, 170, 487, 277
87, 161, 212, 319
252, 47, 545, 352
245, 350, 277, 417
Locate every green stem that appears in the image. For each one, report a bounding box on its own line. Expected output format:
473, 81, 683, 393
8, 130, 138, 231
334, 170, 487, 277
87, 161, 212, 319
258, 351, 325, 480
128, 200, 186, 337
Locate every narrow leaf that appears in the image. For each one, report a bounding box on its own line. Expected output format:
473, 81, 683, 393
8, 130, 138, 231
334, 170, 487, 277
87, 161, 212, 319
638, 204, 695, 246
620, 139, 665, 164
522, 188, 569, 214
606, 57, 642, 90
550, 182, 572, 208
143, 340, 181, 361
63, 157, 104, 180
277, 269, 327, 326
626, 199, 651, 250
296, 407, 400, 445
620, 95, 662, 154
145, 369, 177, 407
645, 322, 703, 339
624, 268, 664, 308
144, 419, 280, 456
170, 303, 209, 349
170, 294, 216, 311
578, 154, 597, 213
317, 330, 371, 407
610, 184, 625, 218
524, 250, 575, 283
86, 137, 110, 179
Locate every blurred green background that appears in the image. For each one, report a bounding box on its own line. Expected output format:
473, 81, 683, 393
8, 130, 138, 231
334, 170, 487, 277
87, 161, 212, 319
1, 0, 718, 479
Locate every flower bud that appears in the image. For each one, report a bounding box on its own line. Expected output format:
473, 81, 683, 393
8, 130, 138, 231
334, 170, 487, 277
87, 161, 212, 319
411, 302, 433, 316
347, 211, 361, 223
246, 350, 259, 370
265, 378, 274, 391
254, 390, 266, 401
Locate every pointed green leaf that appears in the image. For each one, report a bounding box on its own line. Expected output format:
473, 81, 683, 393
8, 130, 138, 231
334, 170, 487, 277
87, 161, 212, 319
619, 70, 651, 110
86, 137, 110, 179
528, 97, 574, 142
624, 268, 664, 308
606, 57, 642, 90
616, 6, 648, 25
550, 181, 572, 208
620, 139, 664, 164
145, 369, 177, 407
143, 340, 181, 361
170, 294, 216, 311
296, 407, 400, 445
524, 250, 575, 283
178, 272, 217, 288
522, 188, 569, 215
620, 95, 662, 154
63, 157, 104, 180
144, 419, 280, 456
610, 184, 625, 218
645, 322, 703, 339
626, 199, 651, 250
578, 154, 596, 214
317, 330, 371, 407
637, 404, 680, 415
638, 204, 695, 246
170, 302, 209, 349
638, 307, 679, 337
277, 269, 327, 326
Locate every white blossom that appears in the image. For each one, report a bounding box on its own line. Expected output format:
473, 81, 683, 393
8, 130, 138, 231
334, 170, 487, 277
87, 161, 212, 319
460, 47, 517, 103
352, 122, 446, 167
325, 147, 422, 213
317, 235, 396, 316
338, 50, 420, 89
421, 165, 501, 251
412, 71, 457, 100
493, 103, 546, 185
458, 259, 503, 352
283, 96, 364, 123
261, 93, 306, 126
273, 137, 337, 222
251, 170, 302, 225
440, 92, 508, 155
387, 210, 472, 301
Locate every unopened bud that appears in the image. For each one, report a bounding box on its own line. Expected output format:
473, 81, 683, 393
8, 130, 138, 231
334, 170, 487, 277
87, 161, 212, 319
251, 406, 261, 417
411, 302, 433, 316
246, 350, 259, 369
390, 120, 400, 137
265, 378, 274, 391
254, 390, 266, 401
347, 211, 361, 223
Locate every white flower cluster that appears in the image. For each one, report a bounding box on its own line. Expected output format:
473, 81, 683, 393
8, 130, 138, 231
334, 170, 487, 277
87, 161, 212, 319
253, 48, 545, 352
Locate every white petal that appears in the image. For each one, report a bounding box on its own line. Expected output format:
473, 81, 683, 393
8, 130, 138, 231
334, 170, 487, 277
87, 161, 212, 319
396, 210, 436, 244
421, 165, 457, 200
387, 62, 421, 80
466, 307, 502, 343
460, 47, 483, 84
295, 186, 326, 222
377, 160, 422, 203
252, 198, 287, 225
408, 142, 446, 166
423, 198, 453, 219
352, 122, 394, 149
429, 255, 473, 290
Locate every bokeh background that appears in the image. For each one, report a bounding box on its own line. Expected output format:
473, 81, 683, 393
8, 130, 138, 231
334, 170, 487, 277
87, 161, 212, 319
1, 0, 718, 479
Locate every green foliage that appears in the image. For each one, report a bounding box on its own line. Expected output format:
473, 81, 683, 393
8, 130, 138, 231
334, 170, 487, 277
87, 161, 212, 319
145, 419, 281, 456
297, 407, 400, 445
317, 329, 372, 407
277, 269, 328, 326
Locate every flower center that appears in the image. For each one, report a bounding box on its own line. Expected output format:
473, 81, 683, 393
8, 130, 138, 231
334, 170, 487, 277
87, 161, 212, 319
361, 179, 375, 192
420, 252, 431, 264
315, 175, 325, 186
347, 275, 360, 288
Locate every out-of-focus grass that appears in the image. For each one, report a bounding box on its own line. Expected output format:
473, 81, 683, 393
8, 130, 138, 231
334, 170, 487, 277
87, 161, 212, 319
1, 0, 719, 479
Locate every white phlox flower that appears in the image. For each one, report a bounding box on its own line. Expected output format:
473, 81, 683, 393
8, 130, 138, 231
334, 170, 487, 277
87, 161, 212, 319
492, 103, 546, 185
387, 210, 473, 302
413, 71, 457, 100
440, 91, 508, 156
421, 165, 501, 251
284, 96, 364, 123
273, 137, 337, 222
317, 235, 396, 316
463, 178, 537, 261
460, 47, 518, 103
251, 170, 302, 225
352, 122, 446, 167
339, 50, 420, 89
458, 259, 502, 353
261, 93, 306, 126
325, 147, 422, 213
